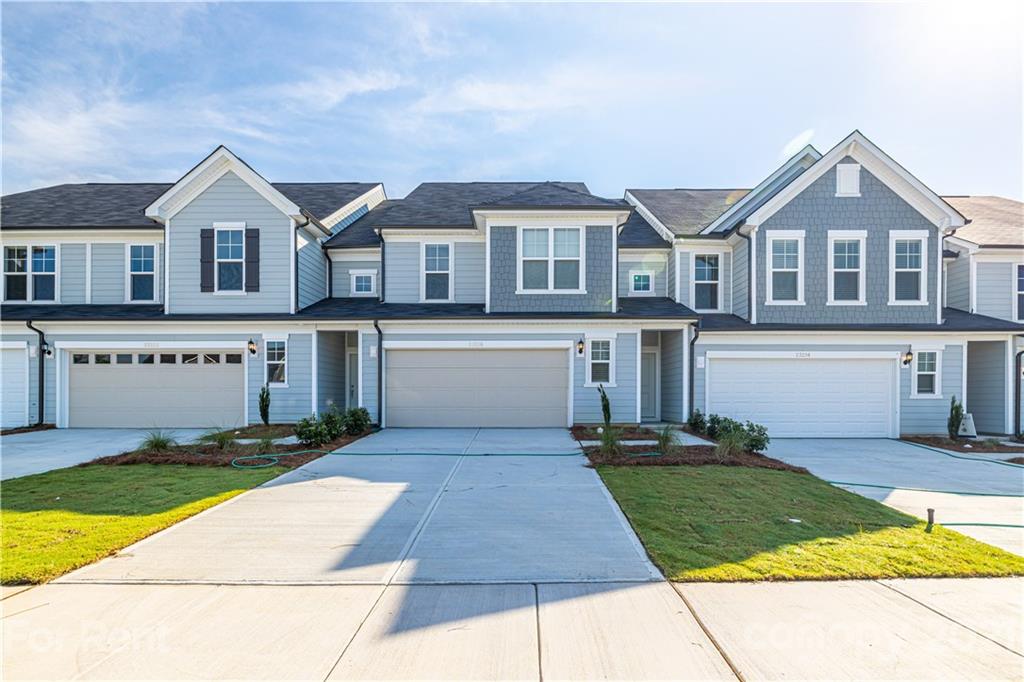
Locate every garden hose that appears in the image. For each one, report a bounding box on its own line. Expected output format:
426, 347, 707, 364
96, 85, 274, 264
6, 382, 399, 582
899, 439, 1024, 469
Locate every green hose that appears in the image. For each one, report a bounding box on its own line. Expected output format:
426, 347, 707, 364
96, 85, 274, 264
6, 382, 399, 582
900, 439, 1024, 469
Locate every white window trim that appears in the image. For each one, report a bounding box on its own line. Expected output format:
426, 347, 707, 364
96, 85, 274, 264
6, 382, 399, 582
835, 163, 861, 198
349, 269, 377, 297
628, 269, 655, 297
827, 230, 867, 306
124, 243, 159, 303
766, 231, 805, 305
1015, 263, 1024, 323
213, 223, 246, 296
888, 230, 929, 306
515, 226, 587, 295
910, 348, 942, 399
2, 243, 60, 304
263, 335, 288, 388
584, 335, 616, 388
690, 253, 724, 312
420, 241, 454, 302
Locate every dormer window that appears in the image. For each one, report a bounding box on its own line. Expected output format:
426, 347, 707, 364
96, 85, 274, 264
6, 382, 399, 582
836, 163, 861, 197
518, 227, 584, 293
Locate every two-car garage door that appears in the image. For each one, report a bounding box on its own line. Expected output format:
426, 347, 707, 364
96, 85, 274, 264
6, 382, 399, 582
385, 349, 569, 427
706, 355, 897, 438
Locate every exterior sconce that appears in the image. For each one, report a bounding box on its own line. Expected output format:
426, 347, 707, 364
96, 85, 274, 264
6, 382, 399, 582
902, 350, 914, 366
40, 341, 52, 357
247, 338, 258, 356
576, 338, 586, 356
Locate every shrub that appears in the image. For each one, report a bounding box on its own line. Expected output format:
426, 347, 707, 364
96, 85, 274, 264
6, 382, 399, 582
295, 416, 330, 447
256, 437, 276, 454
743, 421, 770, 453
948, 395, 964, 440
655, 424, 678, 455
258, 385, 271, 426
706, 414, 723, 440
321, 408, 345, 441
597, 385, 612, 427
687, 409, 706, 434
199, 428, 236, 450
600, 424, 622, 456
141, 429, 176, 451
343, 407, 372, 436
715, 430, 747, 461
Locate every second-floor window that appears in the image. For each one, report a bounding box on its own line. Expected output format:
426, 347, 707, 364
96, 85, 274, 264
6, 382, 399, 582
1016, 265, 1023, 322
128, 245, 156, 302
693, 255, 720, 310
519, 227, 583, 293
216, 228, 244, 292
4, 245, 56, 302
767, 233, 803, 304
828, 232, 866, 304
350, 270, 377, 297
890, 233, 927, 304
423, 243, 451, 301
630, 270, 653, 295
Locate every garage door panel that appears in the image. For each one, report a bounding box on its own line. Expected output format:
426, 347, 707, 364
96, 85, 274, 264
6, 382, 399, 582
1, 348, 28, 429
708, 357, 894, 438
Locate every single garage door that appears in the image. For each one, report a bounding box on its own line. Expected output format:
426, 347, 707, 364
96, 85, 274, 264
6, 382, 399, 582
386, 349, 569, 427
68, 350, 245, 428
1, 347, 28, 428
706, 356, 896, 438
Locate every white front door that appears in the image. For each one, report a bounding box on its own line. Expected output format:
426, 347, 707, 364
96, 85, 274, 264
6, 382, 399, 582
641, 351, 658, 422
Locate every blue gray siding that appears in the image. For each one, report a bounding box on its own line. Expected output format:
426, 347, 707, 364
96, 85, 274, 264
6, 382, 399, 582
946, 255, 969, 311
489, 226, 614, 313
383, 242, 419, 303
360, 331, 378, 421
975, 261, 1015, 321
169, 171, 292, 313
454, 241, 485, 303
755, 158, 939, 324
59, 244, 87, 304
967, 341, 1008, 435
666, 251, 676, 301
660, 329, 684, 422
90, 243, 125, 304
317, 331, 347, 414
676, 250, 732, 312
248, 332, 313, 423
297, 229, 327, 309
618, 254, 668, 297
732, 240, 749, 319
332, 259, 381, 297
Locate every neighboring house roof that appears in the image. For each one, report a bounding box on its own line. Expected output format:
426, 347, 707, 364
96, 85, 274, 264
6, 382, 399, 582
617, 211, 672, 249
943, 195, 1024, 248
476, 182, 624, 210
0, 181, 378, 229
625, 189, 750, 236
322, 201, 395, 249
698, 308, 1024, 333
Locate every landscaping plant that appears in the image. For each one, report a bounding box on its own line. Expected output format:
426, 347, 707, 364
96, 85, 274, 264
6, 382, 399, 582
743, 421, 771, 452
199, 428, 237, 450
141, 430, 177, 452
598, 385, 612, 427
705, 414, 723, 439
258, 385, 271, 426
714, 430, 747, 461
295, 416, 330, 447
948, 395, 964, 440
321, 408, 345, 441
655, 424, 678, 455
343, 407, 372, 436
687, 409, 706, 434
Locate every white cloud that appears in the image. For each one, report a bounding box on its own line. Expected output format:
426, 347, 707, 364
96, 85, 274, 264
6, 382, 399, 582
780, 128, 816, 160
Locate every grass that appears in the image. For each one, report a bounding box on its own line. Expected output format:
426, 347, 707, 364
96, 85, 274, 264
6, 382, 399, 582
599, 465, 1024, 582
1, 464, 286, 584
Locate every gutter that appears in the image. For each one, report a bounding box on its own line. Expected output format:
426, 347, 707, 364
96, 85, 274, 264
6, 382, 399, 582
687, 320, 700, 420
374, 319, 384, 426
24, 321, 47, 425
1016, 349, 1023, 439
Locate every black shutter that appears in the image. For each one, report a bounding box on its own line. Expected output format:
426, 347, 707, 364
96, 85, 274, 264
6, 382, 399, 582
200, 229, 215, 292
245, 228, 260, 292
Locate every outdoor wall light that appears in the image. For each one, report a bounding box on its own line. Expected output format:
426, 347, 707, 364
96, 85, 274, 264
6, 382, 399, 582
576, 338, 586, 356
40, 341, 52, 357
247, 338, 258, 356
902, 350, 914, 366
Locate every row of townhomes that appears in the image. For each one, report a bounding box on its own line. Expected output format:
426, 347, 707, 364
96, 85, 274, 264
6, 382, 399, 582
1, 131, 1022, 437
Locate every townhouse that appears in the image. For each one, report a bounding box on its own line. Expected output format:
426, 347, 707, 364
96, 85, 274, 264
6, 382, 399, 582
1, 131, 1021, 436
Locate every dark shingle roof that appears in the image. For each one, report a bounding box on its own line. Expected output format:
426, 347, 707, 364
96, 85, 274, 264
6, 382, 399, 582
322, 201, 394, 249
477, 182, 623, 210
699, 308, 1024, 333
943, 196, 1023, 247
1, 182, 379, 229
617, 211, 671, 249
627, 189, 750, 236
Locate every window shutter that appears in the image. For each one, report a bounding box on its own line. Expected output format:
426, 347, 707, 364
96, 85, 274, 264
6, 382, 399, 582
245, 228, 260, 292
200, 229, 215, 292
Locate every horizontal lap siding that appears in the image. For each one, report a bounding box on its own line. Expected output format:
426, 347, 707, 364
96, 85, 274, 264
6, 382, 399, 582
455, 242, 485, 303
297, 230, 327, 309
660, 330, 684, 422
946, 256, 969, 311
59, 244, 87, 304
732, 240, 748, 318
967, 341, 1008, 435
384, 242, 419, 303
248, 333, 313, 424
332, 260, 380, 297
317, 332, 346, 414
91, 243, 124, 304
618, 254, 668, 297
975, 262, 1014, 321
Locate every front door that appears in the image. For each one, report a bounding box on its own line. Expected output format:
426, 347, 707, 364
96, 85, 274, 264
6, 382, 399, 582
641, 351, 658, 422
346, 351, 359, 409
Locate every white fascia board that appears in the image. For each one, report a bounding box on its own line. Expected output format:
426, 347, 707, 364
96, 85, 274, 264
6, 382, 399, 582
696, 331, 1012, 344
699, 145, 822, 235
321, 185, 387, 229
474, 210, 626, 226
943, 235, 981, 253
745, 131, 966, 229
328, 248, 381, 261
623, 191, 677, 243
382, 230, 483, 242
0, 230, 164, 244
146, 146, 301, 222
973, 249, 1024, 262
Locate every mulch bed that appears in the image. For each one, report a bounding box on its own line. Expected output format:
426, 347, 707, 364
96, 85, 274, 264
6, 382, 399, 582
571, 425, 658, 441
1007, 457, 1024, 465
1, 423, 56, 437
583, 444, 808, 473
86, 433, 368, 469
220, 423, 295, 439
903, 435, 1024, 454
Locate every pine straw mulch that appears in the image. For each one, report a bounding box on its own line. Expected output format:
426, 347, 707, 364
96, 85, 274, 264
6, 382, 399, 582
903, 435, 1024, 454
86, 433, 368, 469
571, 425, 658, 441
582, 444, 808, 473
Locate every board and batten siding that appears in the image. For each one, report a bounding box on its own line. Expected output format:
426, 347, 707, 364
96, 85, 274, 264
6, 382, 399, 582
332, 259, 381, 297
618, 253, 668, 298
974, 261, 1016, 321
169, 171, 292, 313
59, 244, 87, 304
297, 229, 327, 309
967, 341, 1008, 435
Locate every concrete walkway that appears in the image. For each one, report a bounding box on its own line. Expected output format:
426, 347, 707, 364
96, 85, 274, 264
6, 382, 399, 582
767, 438, 1024, 554
3, 429, 1023, 679
0, 428, 207, 480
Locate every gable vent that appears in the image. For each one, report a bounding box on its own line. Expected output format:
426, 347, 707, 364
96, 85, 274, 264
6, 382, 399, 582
836, 163, 861, 197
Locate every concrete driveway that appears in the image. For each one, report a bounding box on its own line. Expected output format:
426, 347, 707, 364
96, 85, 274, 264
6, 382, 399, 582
4, 428, 1023, 680
767, 438, 1024, 555
0, 428, 207, 480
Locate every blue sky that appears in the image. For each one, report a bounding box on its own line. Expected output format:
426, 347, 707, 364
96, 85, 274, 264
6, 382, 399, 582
2, 2, 1021, 200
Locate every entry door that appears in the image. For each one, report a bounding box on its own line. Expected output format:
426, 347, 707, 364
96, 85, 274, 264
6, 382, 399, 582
346, 351, 359, 408
641, 351, 658, 422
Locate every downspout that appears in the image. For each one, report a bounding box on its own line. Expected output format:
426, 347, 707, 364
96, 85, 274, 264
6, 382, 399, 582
374, 320, 384, 427
326, 250, 333, 298
1015, 348, 1023, 439
25, 321, 46, 425
687, 320, 700, 420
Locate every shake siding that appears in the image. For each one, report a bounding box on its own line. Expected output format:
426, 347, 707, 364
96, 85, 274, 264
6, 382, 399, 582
297, 229, 327, 309
59, 244, 87, 304
732, 240, 749, 319
967, 341, 1008, 434
332, 260, 381, 297
384, 242, 419, 303
618, 254, 667, 297
169, 171, 291, 313
317, 332, 347, 414
454, 241, 485, 303
90, 243, 125, 303
946, 256, 970, 311
975, 262, 1014, 321
660, 330, 684, 422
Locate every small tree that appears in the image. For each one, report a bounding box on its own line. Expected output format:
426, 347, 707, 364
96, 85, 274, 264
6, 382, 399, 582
258, 385, 271, 426
948, 395, 964, 440
598, 385, 612, 427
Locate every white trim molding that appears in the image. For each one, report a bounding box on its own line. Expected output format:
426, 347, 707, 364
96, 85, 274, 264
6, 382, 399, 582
826, 230, 867, 305
628, 269, 656, 296
123, 243, 160, 304
584, 334, 616, 388
420, 241, 455, 303
910, 347, 943, 399
888, 230, 929, 306
515, 225, 587, 295
765, 230, 805, 306
349, 269, 378, 297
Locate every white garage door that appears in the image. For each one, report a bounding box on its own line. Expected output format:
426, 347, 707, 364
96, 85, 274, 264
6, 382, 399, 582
68, 350, 245, 428
1, 347, 28, 429
386, 349, 569, 427
707, 356, 896, 438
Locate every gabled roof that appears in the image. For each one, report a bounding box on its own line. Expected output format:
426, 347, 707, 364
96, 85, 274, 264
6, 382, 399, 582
476, 181, 624, 210
943, 196, 1023, 248
625, 189, 749, 236
617, 211, 672, 249
322, 201, 394, 249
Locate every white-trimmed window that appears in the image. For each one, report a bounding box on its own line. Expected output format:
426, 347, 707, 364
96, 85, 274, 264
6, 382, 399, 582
629, 270, 654, 296
215, 228, 245, 292
912, 350, 941, 397
692, 255, 720, 310
585, 337, 615, 387
1016, 264, 1023, 322
127, 244, 156, 302
767, 232, 804, 304
827, 231, 866, 305
889, 231, 928, 304
265, 339, 287, 386
350, 269, 377, 297
519, 227, 584, 293
836, 163, 861, 197
422, 243, 451, 301
3, 245, 57, 302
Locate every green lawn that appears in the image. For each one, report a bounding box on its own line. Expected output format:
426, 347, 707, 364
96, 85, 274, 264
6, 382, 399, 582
599, 465, 1024, 582
2, 464, 286, 584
